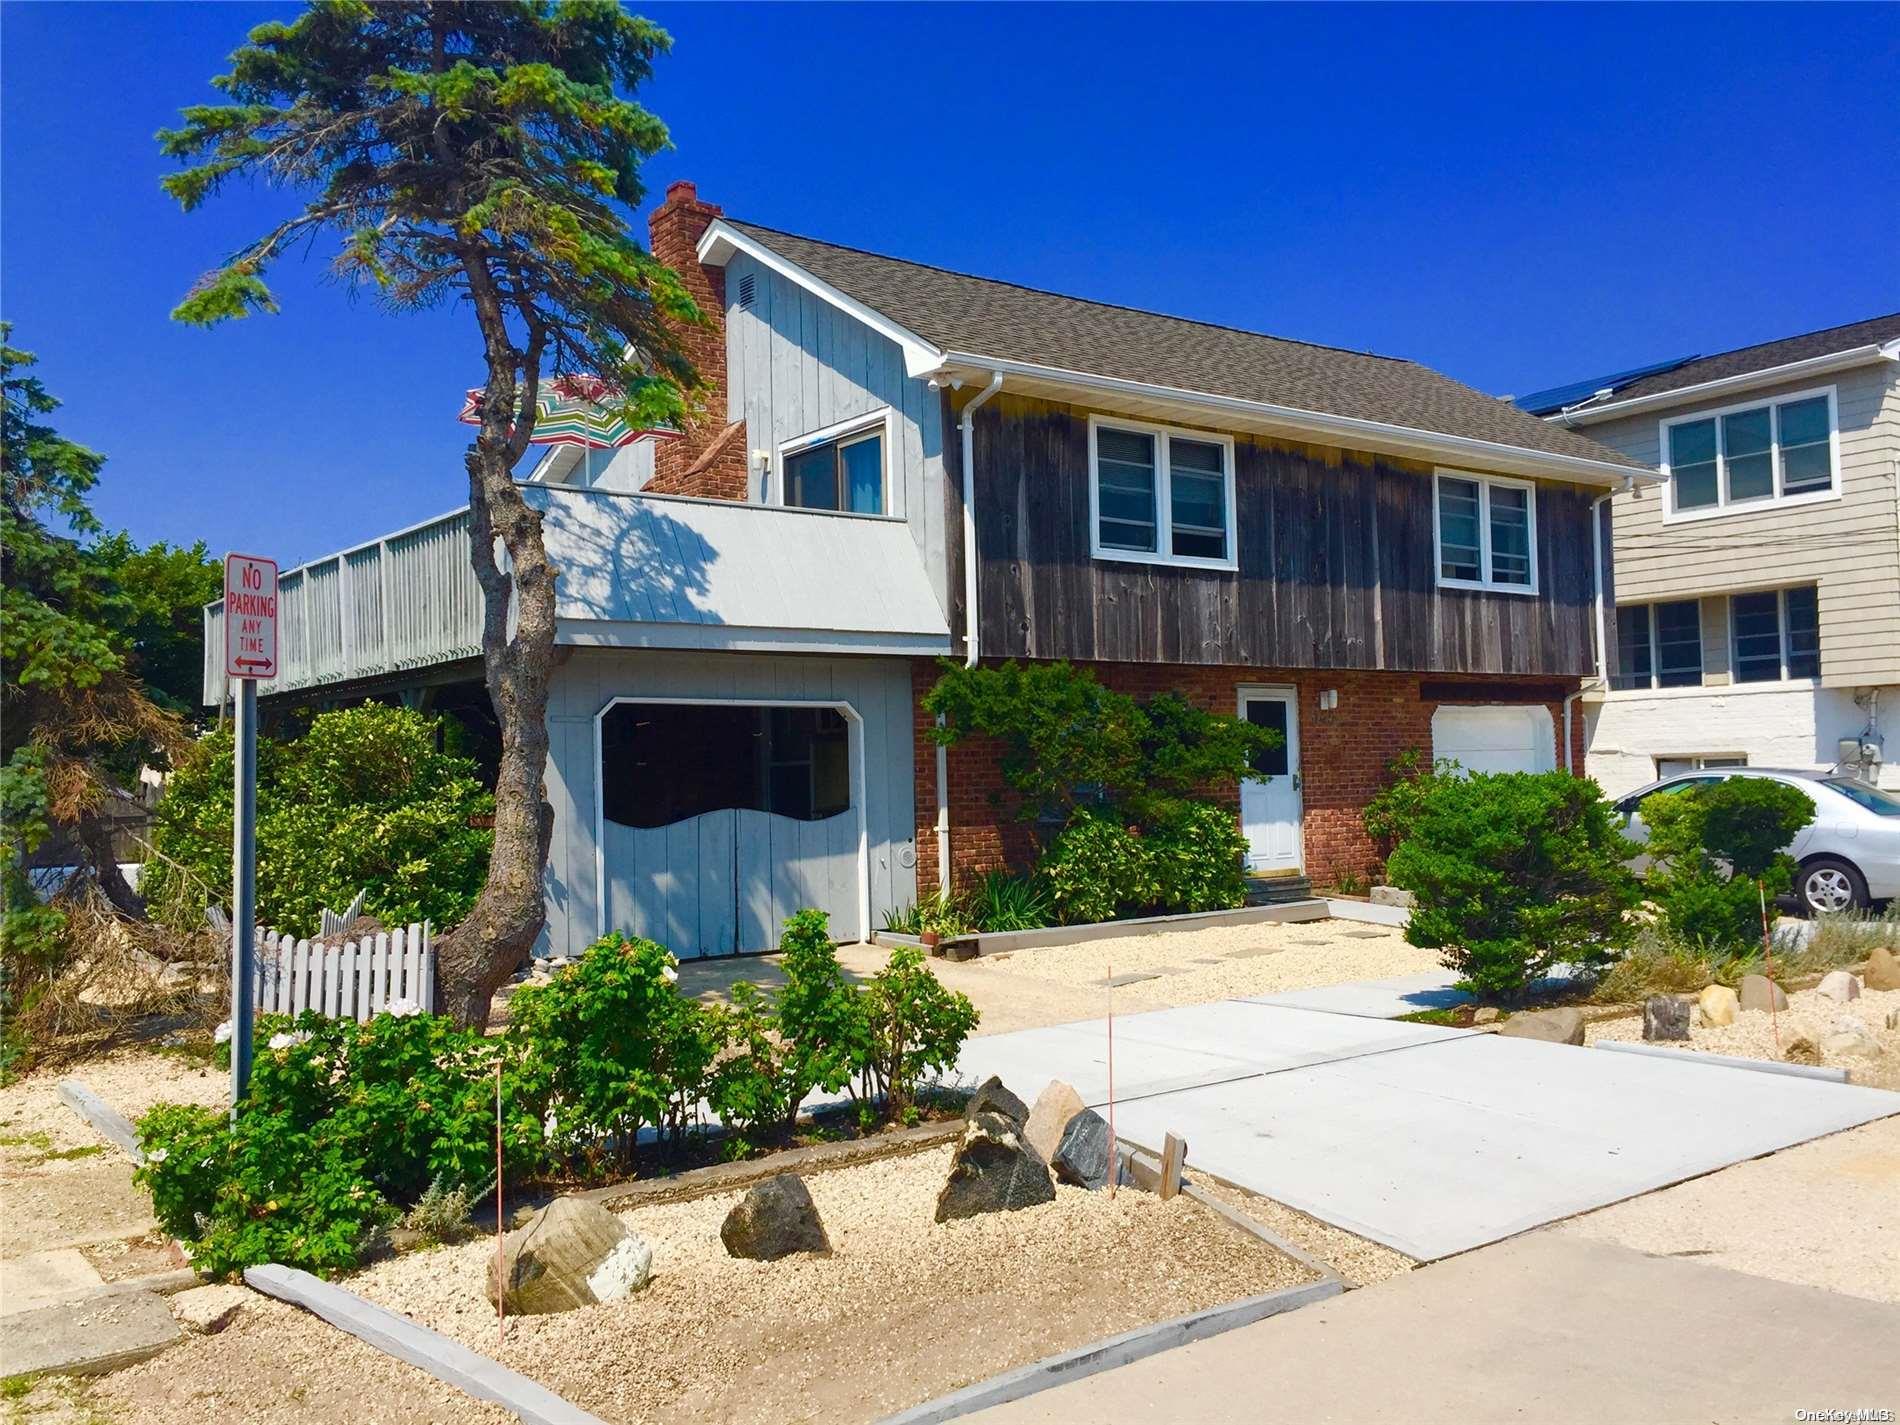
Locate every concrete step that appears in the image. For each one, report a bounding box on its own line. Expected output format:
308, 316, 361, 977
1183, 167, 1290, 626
1244, 876, 1314, 906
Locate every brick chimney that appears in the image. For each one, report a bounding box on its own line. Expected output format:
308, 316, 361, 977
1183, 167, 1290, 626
645, 181, 748, 500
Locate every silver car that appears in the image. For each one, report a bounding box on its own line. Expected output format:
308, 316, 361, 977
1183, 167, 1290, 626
1614, 768, 1900, 915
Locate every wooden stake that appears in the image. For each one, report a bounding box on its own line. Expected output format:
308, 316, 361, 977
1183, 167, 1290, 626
1159, 1133, 1188, 1201
495, 1060, 505, 1350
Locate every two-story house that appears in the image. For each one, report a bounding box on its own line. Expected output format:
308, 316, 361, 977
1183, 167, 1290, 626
1521, 315, 1900, 801
204, 182, 1655, 958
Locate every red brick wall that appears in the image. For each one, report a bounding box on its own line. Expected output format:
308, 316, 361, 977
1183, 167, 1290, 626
913, 658, 1583, 897
645, 181, 750, 501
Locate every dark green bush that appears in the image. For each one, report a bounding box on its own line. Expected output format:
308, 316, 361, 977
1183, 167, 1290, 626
141, 704, 493, 935
1640, 777, 1815, 950
1146, 799, 1249, 913
1384, 770, 1640, 1001
1039, 808, 1157, 924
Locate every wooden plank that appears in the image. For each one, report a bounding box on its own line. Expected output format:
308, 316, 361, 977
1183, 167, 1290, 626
1159, 1133, 1188, 1201
291, 939, 310, 1016
404, 922, 424, 1006
370, 932, 389, 1015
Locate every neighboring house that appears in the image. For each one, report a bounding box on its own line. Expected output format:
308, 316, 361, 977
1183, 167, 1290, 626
204, 182, 1653, 957
1521, 315, 1900, 798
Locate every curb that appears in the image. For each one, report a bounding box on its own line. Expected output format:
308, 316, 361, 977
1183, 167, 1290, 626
1594, 1040, 1852, 1083
56, 1080, 145, 1164
875, 900, 1329, 958
244, 1264, 608, 1425
570, 1118, 965, 1211
876, 1277, 1342, 1424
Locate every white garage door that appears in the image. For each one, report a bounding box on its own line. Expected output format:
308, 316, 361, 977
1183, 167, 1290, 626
1431, 705, 1556, 775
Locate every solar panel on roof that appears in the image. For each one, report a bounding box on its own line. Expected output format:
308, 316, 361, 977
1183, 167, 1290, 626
1512, 355, 1700, 416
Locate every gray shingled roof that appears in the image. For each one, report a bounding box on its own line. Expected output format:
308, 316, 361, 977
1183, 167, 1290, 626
1558, 312, 1900, 411
725, 220, 1644, 470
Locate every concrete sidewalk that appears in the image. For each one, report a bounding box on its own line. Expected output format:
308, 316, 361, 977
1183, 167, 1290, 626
963, 1230, 1900, 1425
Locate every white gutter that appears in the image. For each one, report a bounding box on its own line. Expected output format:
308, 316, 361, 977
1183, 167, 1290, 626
959, 371, 1005, 668
935, 352, 1657, 489
1551, 341, 1900, 427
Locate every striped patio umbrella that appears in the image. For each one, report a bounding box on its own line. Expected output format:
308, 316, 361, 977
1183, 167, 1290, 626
458, 374, 661, 449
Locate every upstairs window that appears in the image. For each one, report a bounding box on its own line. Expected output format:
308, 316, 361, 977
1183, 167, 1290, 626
779, 411, 889, 515
1612, 599, 1703, 690
1434, 471, 1538, 594
1089, 417, 1236, 569
1730, 586, 1820, 683
1662, 389, 1837, 520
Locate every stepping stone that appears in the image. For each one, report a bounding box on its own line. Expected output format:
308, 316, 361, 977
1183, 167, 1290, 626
1344, 931, 1389, 939
1097, 972, 1162, 988
0, 1248, 106, 1318
0, 1289, 180, 1377
1192, 957, 1225, 965
1223, 945, 1286, 960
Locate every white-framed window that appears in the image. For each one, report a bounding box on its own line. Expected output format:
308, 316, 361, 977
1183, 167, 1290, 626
1730, 586, 1820, 684
776, 409, 892, 515
1654, 754, 1747, 778
1659, 386, 1838, 522
1433, 470, 1538, 594
1612, 599, 1704, 690
1087, 415, 1237, 570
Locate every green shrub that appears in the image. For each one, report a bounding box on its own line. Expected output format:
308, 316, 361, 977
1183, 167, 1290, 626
398, 1174, 486, 1247
1384, 770, 1640, 1002
135, 1009, 532, 1278
969, 871, 1052, 932
509, 933, 721, 1168
1146, 799, 1249, 913
141, 704, 493, 935
1641, 778, 1814, 950
858, 946, 979, 1117
1040, 808, 1158, 924
1362, 748, 1454, 854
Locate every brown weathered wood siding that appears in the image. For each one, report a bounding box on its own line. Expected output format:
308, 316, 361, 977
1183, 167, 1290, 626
970, 394, 1599, 676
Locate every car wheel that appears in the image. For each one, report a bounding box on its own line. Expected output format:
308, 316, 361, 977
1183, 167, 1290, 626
1797, 857, 1867, 916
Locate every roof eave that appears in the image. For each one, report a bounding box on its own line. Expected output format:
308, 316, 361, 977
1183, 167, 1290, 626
935, 352, 1659, 488
697, 220, 947, 378
1548, 342, 1900, 427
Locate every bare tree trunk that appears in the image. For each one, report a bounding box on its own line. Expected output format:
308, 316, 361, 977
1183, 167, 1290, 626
75, 812, 145, 920
433, 257, 557, 1029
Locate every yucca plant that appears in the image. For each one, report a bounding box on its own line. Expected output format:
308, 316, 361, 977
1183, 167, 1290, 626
970, 871, 1053, 933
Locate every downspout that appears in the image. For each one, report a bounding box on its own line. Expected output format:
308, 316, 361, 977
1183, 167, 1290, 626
933, 369, 1003, 898
1568, 476, 1634, 774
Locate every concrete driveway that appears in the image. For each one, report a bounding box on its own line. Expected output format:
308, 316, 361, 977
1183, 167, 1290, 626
955, 999, 1900, 1260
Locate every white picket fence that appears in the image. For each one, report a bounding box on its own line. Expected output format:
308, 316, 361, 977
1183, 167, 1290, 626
253, 921, 435, 1021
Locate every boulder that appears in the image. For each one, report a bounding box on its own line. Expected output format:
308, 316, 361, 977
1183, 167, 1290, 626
1472, 1007, 1500, 1025
1863, 946, 1900, 992
964, 1075, 1028, 1128
1051, 1108, 1137, 1191
1819, 1018, 1883, 1061
1738, 974, 1788, 1014
487, 1197, 650, 1314
1369, 885, 1415, 908
720, 1174, 830, 1261
1641, 995, 1691, 1042
1697, 984, 1739, 1028
935, 1111, 1055, 1223
1496, 1008, 1585, 1046
1023, 1080, 1087, 1164
170, 1284, 249, 1335
1817, 971, 1862, 1003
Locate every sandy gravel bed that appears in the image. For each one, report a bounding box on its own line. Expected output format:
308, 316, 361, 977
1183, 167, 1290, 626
1193, 1176, 1415, 1288
350, 1145, 1313, 1425
1586, 985, 1900, 1090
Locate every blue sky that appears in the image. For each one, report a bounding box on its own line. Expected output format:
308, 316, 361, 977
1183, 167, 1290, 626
3, 2, 1896, 566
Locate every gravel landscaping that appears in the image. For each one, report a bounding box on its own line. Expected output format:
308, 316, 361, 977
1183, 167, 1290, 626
348, 1145, 1316, 1425
1586, 985, 1900, 1090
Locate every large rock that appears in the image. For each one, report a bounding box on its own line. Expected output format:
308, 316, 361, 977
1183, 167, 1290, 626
1738, 974, 1788, 1013
1051, 1108, 1136, 1191
964, 1075, 1028, 1127
1023, 1080, 1087, 1164
1497, 1008, 1585, 1046
1820, 1017, 1884, 1061
1862, 946, 1900, 991
720, 1174, 830, 1261
1641, 995, 1691, 1042
1697, 984, 1739, 1028
934, 1111, 1055, 1223
487, 1197, 651, 1313
1817, 970, 1862, 1003
170, 1284, 249, 1335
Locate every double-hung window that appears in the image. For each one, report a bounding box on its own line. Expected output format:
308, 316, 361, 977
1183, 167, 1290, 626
1730, 586, 1820, 683
778, 411, 890, 515
1661, 388, 1837, 520
1612, 600, 1703, 690
1434, 471, 1538, 593
1088, 417, 1236, 569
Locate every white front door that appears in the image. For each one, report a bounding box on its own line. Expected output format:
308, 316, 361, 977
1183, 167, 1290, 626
1238, 686, 1302, 873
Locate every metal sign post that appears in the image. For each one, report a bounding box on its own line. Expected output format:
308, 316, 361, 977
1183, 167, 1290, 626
224, 554, 278, 1111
